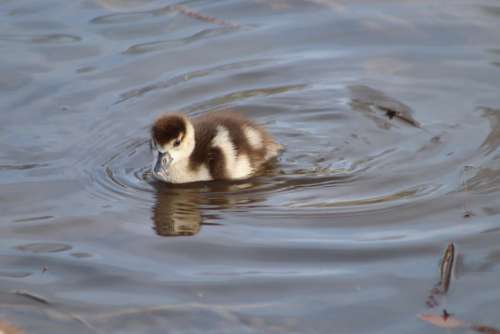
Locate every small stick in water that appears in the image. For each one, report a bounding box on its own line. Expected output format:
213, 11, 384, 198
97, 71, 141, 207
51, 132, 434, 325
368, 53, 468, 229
425, 242, 456, 308
439, 242, 455, 293
13, 289, 49, 305
174, 5, 240, 28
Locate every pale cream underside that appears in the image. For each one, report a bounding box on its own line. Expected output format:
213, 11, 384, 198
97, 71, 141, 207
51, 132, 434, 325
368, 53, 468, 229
164, 158, 212, 183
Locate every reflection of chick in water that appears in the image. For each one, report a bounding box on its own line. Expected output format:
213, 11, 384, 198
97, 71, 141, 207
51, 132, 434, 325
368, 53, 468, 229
151, 180, 268, 237
152, 186, 204, 236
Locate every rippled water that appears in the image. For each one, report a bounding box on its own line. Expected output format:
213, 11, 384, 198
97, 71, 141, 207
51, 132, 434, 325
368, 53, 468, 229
1, 0, 500, 333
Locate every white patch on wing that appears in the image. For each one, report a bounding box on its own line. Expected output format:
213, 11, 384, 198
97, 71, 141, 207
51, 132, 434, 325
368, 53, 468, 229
212, 125, 235, 166
243, 126, 263, 150
212, 125, 253, 179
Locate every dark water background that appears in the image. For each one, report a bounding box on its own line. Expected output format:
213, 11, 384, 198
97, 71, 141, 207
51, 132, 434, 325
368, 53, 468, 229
1, 0, 500, 333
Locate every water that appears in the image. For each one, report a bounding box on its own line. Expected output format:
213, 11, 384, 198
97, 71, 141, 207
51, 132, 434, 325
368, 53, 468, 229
1, 0, 500, 333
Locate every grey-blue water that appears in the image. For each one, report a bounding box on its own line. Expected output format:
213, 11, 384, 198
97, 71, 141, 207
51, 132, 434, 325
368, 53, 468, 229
1, 1, 500, 333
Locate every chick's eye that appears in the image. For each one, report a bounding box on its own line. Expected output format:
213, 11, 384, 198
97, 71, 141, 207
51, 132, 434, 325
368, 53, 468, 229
173, 139, 181, 147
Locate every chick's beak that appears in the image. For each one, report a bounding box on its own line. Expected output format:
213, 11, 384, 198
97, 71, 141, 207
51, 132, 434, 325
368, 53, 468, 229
154, 151, 173, 174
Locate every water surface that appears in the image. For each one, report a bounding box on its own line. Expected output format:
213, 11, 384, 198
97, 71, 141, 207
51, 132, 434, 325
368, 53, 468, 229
1, 0, 500, 333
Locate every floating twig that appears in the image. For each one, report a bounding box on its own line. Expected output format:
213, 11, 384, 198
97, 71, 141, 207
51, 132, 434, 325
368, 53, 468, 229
425, 242, 456, 308
421, 243, 500, 333
439, 242, 455, 293
174, 5, 240, 28
419, 313, 466, 329
13, 290, 49, 305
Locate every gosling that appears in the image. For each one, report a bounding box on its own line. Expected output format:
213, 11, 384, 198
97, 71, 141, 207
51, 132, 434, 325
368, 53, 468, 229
150, 112, 282, 183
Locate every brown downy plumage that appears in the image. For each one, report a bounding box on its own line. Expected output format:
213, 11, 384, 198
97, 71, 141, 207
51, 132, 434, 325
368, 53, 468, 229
150, 112, 282, 183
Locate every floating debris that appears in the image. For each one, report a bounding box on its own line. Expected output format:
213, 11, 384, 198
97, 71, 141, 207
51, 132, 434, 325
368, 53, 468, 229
425, 242, 456, 308
420, 243, 500, 333
442, 309, 452, 320
0, 320, 24, 334
419, 313, 466, 328
174, 5, 240, 28
12, 290, 49, 305
420, 313, 500, 333
472, 325, 500, 334
463, 211, 473, 218
349, 85, 421, 128
439, 242, 455, 293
